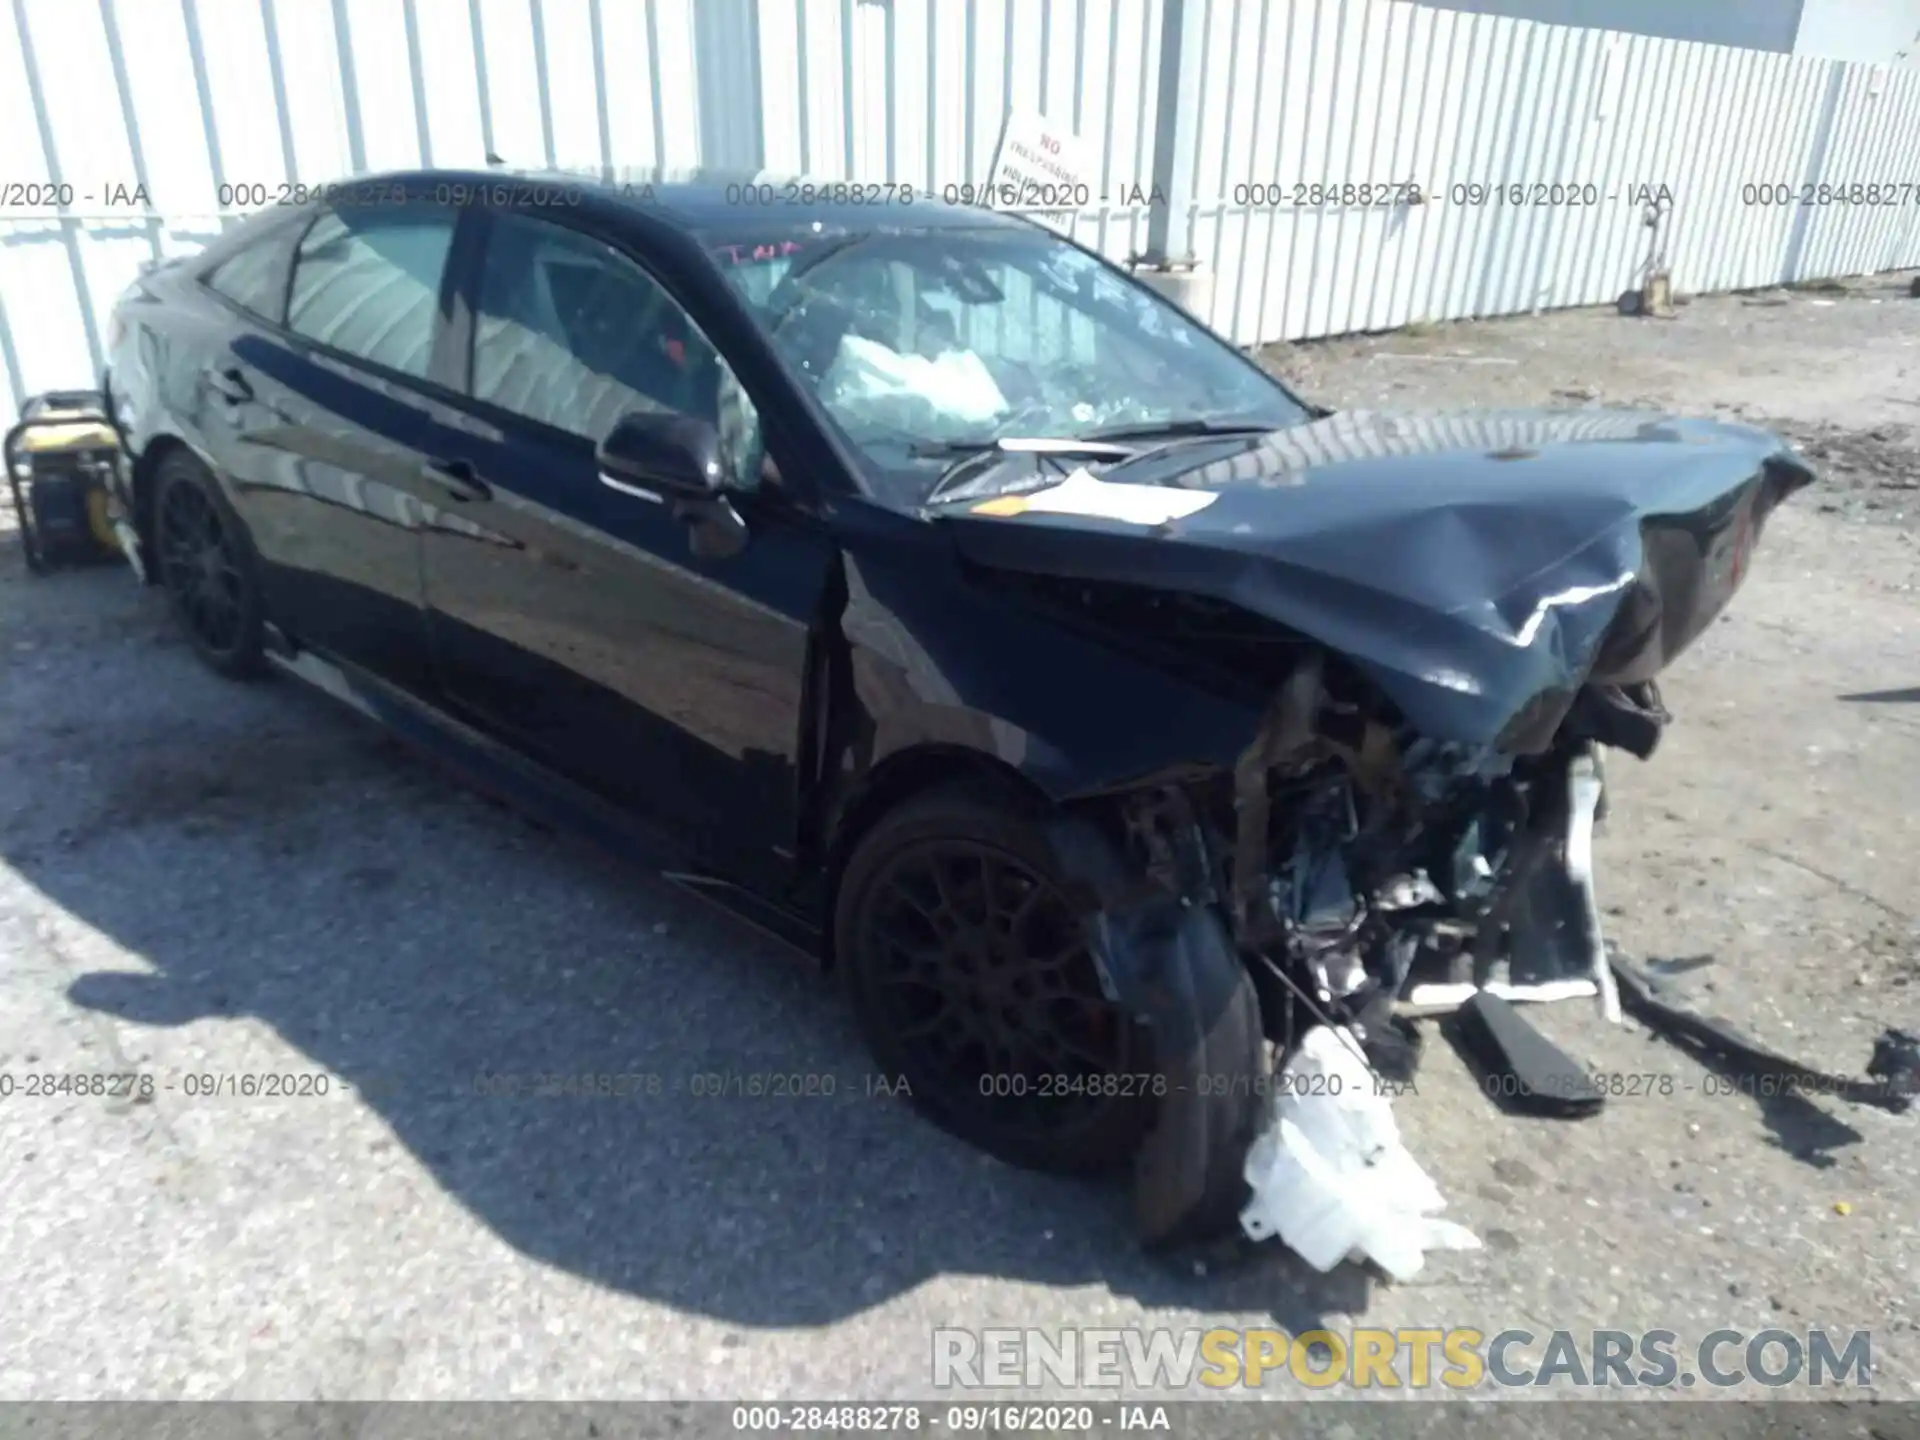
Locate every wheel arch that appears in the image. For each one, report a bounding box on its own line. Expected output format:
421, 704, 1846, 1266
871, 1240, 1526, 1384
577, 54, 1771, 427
127, 432, 194, 583
816, 743, 1054, 971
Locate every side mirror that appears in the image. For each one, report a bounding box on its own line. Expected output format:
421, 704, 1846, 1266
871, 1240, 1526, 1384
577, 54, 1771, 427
596, 411, 726, 500
595, 410, 749, 560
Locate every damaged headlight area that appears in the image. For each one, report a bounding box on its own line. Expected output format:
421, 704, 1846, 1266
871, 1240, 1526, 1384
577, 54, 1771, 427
1004, 578, 1641, 1036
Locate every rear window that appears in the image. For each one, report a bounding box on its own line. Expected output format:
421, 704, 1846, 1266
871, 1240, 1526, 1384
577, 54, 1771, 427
201, 225, 297, 322
285, 207, 458, 378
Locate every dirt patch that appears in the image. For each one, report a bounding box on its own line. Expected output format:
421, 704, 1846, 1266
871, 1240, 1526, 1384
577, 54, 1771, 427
21, 723, 415, 858
1259, 271, 1920, 531
1752, 417, 1920, 523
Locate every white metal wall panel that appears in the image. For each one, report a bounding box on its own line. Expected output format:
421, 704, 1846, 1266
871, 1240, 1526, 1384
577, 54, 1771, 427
751, 0, 1163, 263
5, 0, 1920, 427
1185, 0, 1920, 342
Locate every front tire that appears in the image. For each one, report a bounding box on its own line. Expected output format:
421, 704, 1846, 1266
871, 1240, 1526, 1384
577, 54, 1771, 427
152, 449, 266, 680
835, 786, 1153, 1175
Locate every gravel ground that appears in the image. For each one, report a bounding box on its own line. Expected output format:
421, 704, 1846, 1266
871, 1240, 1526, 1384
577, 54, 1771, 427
1, 275, 1916, 1419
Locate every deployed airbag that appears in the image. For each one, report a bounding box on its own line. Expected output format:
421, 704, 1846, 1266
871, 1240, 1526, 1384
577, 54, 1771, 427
823, 333, 1008, 430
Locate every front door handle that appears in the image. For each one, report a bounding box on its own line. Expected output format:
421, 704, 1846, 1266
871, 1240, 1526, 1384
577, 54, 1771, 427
207, 365, 253, 405
424, 456, 490, 503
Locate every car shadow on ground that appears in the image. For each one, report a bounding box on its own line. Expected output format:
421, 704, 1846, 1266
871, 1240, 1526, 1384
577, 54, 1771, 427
2, 573, 1369, 1334
1837, 686, 1920, 703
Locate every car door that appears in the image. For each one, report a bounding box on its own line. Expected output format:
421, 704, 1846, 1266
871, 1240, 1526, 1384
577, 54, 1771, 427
213, 200, 471, 693
420, 206, 838, 884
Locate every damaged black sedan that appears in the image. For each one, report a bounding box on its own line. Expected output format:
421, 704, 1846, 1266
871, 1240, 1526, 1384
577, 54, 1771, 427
104, 168, 1813, 1243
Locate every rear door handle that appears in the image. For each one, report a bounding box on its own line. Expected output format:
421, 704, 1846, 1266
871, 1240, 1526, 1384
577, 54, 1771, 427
424, 456, 490, 503
207, 365, 253, 405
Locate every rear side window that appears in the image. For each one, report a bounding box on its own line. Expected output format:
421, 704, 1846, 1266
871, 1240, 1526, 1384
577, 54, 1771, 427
202, 229, 293, 322
286, 207, 458, 379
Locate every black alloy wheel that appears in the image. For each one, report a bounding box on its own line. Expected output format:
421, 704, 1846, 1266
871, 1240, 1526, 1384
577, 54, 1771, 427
837, 789, 1152, 1173
153, 453, 265, 678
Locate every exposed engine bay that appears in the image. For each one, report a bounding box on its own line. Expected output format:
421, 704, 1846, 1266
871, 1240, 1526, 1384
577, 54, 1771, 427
1079, 622, 1632, 1058
1117, 647, 1632, 1029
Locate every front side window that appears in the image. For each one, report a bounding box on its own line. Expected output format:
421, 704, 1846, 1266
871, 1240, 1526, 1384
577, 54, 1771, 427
706, 224, 1308, 502
469, 213, 761, 482
287, 207, 457, 378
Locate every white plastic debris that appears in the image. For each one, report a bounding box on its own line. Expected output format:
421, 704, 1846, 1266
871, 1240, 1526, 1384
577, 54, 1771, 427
1239, 1025, 1481, 1281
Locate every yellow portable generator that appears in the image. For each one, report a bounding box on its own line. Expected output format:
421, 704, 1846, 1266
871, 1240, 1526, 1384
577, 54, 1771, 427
4, 389, 124, 575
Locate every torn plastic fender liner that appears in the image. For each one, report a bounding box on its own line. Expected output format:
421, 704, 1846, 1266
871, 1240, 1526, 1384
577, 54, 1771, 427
1045, 814, 1267, 1246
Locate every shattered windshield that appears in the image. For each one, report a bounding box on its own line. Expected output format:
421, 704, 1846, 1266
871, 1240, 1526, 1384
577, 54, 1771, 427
703, 223, 1311, 504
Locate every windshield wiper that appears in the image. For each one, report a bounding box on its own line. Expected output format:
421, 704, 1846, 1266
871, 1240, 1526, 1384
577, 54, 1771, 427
916, 436, 1140, 504
910, 435, 1139, 460
1078, 417, 1279, 443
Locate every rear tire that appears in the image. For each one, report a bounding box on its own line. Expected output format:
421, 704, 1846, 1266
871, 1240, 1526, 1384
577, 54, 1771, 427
834, 785, 1153, 1175
152, 449, 267, 680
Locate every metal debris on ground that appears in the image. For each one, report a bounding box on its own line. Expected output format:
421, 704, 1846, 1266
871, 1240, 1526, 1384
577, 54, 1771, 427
1447, 991, 1606, 1117
1608, 949, 1920, 1115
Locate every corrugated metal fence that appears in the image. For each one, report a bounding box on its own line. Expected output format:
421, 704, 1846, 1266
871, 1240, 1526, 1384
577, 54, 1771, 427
1180, 1, 1920, 342
4, 0, 1919, 426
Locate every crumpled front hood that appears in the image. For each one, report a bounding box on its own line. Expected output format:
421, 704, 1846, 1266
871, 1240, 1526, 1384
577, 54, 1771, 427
933, 408, 1814, 743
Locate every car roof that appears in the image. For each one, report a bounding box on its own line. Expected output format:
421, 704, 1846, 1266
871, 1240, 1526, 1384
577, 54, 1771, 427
356, 164, 1035, 235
